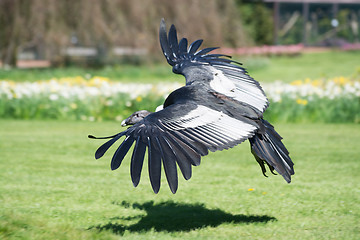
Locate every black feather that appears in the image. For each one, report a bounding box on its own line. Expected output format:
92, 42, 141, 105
148, 137, 162, 193
167, 132, 201, 167
263, 119, 283, 140
265, 135, 294, 176
180, 129, 218, 152
131, 136, 147, 187
250, 131, 293, 183
162, 135, 192, 180
204, 57, 242, 66
111, 136, 135, 170
202, 53, 231, 59
160, 20, 243, 73
168, 24, 179, 58
251, 149, 269, 177
269, 137, 293, 170
95, 133, 123, 159
159, 19, 175, 65
211, 61, 245, 71
194, 126, 234, 151
194, 47, 219, 56
170, 130, 208, 157
191, 127, 226, 147
156, 137, 178, 194
200, 125, 236, 145
178, 38, 188, 54
188, 39, 203, 55
88, 133, 121, 139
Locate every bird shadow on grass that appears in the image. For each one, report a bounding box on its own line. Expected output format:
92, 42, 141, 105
89, 200, 276, 235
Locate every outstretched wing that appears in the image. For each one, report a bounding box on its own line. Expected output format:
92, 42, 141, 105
93, 98, 259, 194
159, 19, 269, 113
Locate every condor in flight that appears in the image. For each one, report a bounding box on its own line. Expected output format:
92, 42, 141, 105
89, 19, 295, 194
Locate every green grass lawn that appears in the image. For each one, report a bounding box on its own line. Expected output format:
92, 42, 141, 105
1, 50, 360, 83
240, 50, 360, 82
1, 120, 359, 239
0, 64, 181, 84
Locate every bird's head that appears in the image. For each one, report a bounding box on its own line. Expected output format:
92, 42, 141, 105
121, 110, 151, 126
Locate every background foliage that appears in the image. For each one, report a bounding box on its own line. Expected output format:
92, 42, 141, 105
0, 0, 250, 66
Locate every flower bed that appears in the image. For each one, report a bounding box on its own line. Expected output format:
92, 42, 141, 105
0, 76, 180, 121
262, 77, 360, 123
1, 76, 359, 123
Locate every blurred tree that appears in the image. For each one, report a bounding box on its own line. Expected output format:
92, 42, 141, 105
235, 0, 273, 45
280, 12, 303, 45
0, 0, 27, 66
0, 0, 70, 66
0, 0, 251, 67
337, 9, 352, 41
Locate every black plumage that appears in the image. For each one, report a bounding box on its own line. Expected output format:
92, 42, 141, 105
89, 19, 295, 194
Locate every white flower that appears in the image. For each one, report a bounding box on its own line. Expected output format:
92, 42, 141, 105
105, 100, 113, 106
1, 77, 359, 110
49, 93, 59, 101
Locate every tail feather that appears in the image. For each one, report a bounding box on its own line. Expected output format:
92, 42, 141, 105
250, 119, 294, 183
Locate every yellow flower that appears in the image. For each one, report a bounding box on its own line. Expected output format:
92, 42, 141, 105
291, 80, 303, 86
75, 76, 85, 84
296, 98, 308, 105
70, 103, 77, 109
248, 188, 255, 191
88, 76, 110, 86
92, 76, 109, 82
136, 96, 143, 102
311, 79, 322, 87
304, 78, 311, 84
333, 76, 350, 86
7, 80, 16, 87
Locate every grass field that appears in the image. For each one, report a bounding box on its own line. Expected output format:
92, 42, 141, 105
1, 50, 360, 83
243, 50, 360, 82
1, 120, 359, 239
1, 48, 360, 239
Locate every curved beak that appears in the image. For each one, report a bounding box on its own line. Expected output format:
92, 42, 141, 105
121, 116, 131, 127
121, 119, 128, 127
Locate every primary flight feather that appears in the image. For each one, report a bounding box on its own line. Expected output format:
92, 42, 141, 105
89, 19, 295, 194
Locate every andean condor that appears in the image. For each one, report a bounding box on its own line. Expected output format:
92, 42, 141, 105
89, 19, 295, 194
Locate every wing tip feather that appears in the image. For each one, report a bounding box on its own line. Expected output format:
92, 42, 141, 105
159, 19, 238, 69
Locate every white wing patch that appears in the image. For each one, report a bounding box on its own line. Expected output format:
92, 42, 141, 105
209, 66, 268, 112
155, 105, 164, 112
160, 105, 257, 147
